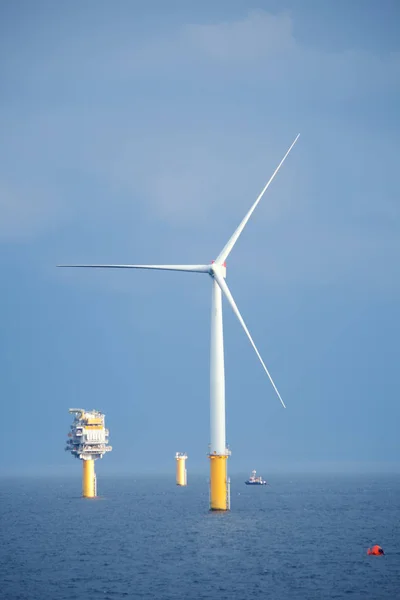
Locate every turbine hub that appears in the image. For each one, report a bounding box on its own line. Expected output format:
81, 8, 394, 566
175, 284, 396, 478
210, 260, 227, 279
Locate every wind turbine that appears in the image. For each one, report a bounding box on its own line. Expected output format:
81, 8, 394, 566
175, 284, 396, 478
58, 134, 300, 511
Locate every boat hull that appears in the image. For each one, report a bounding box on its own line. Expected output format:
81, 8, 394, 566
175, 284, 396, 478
245, 481, 267, 485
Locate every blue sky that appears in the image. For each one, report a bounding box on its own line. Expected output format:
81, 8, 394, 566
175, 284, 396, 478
0, 0, 399, 476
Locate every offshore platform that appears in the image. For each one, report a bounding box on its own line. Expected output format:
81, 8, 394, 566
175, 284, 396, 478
175, 452, 188, 486
65, 408, 112, 498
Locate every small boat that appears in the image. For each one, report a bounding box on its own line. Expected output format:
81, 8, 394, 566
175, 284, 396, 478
245, 470, 268, 485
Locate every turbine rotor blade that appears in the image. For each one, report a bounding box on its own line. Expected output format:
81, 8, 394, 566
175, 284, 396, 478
212, 271, 286, 409
57, 264, 210, 273
215, 134, 300, 265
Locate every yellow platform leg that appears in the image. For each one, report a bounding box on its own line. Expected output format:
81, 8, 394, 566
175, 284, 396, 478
209, 454, 229, 511
82, 459, 96, 498
176, 458, 187, 486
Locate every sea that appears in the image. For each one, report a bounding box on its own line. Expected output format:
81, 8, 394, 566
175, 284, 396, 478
0, 474, 399, 600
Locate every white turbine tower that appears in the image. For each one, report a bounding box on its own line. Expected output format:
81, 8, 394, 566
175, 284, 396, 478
58, 134, 300, 511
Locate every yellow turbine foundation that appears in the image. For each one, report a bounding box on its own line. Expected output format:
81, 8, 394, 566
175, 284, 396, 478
82, 459, 96, 498
175, 453, 187, 486
209, 454, 229, 511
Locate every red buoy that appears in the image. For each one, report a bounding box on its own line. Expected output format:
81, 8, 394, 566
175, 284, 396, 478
367, 545, 384, 556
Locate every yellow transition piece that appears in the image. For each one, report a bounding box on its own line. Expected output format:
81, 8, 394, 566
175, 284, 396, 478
209, 454, 228, 511
82, 459, 96, 498
176, 457, 187, 486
